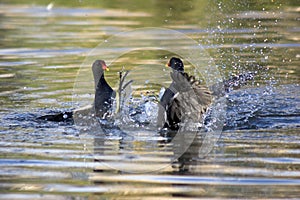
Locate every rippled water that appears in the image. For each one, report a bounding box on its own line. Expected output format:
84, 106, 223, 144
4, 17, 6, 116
0, 1, 299, 199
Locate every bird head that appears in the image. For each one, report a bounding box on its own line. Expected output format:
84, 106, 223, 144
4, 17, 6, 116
166, 57, 184, 73
93, 60, 109, 72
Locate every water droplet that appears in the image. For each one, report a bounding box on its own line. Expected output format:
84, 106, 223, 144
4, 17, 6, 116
47, 2, 54, 11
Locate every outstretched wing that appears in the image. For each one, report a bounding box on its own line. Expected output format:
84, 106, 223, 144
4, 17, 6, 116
163, 71, 213, 130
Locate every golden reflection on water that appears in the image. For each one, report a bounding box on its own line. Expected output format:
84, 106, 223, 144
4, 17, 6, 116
0, 1, 299, 199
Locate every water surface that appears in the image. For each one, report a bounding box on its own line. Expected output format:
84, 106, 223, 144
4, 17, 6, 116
0, 1, 299, 199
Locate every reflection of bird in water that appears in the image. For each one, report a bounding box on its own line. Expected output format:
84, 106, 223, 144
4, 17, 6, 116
38, 60, 132, 124
158, 57, 255, 131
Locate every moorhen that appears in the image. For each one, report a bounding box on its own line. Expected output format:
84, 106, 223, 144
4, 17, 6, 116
158, 57, 212, 131
39, 60, 131, 123
158, 57, 254, 131
92, 60, 115, 118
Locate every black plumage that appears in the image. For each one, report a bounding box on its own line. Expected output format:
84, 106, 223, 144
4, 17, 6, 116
39, 60, 117, 122
92, 60, 116, 118
158, 57, 212, 131
158, 57, 255, 131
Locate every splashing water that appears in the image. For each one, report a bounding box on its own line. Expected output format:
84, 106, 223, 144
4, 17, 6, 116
113, 94, 159, 129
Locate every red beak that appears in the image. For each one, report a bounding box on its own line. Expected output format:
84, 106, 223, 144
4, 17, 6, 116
102, 64, 109, 71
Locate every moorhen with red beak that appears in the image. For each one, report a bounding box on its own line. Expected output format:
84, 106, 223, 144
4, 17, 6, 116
158, 57, 254, 131
92, 60, 116, 118
158, 57, 212, 130
39, 60, 131, 122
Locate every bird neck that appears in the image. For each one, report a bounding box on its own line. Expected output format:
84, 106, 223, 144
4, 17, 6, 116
172, 69, 184, 74
96, 74, 109, 91
169, 82, 178, 94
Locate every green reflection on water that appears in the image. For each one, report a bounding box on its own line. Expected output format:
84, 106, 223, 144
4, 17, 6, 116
0, 1, 299, 199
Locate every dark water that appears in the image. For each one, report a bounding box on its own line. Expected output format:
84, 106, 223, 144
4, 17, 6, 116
0, 1, 299, 199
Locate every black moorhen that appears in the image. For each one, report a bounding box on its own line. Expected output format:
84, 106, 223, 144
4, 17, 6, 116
92, 60, 116, 118
90, 60, 132, 118
158, 57, 212, 130
39, 60, 131, 122
158, 57, 254, 131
